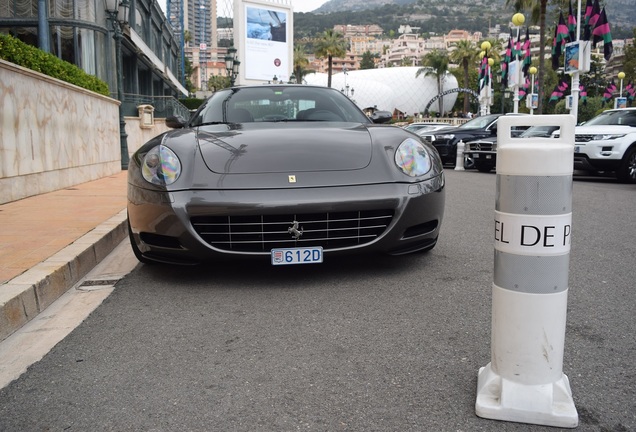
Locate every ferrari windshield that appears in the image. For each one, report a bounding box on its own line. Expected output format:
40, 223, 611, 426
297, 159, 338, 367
190, 85, 371, 126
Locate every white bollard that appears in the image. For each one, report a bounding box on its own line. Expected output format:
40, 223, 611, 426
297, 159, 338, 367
475, 115, 578, 428
454, 140, 465, 171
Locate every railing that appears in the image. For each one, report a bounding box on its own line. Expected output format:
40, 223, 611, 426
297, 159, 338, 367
416, 117, 471, 126
120, 94, 192, 120
395, 117, 471, 127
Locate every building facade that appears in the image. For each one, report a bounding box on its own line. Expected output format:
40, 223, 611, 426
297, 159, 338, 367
0, 0, 188, 116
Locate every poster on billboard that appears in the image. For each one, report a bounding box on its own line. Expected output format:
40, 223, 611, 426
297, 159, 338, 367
507, 60, 520, 88
240, 2, 291, 83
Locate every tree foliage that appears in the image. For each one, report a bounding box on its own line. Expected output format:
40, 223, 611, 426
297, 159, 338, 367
207, 75, 230, 92
293, 44, 316, 83
359, 51, 377, 69
314, 29, 348, 87
450, 40, 477, 113
417, 49, 450, 114
622, 28, 636, 85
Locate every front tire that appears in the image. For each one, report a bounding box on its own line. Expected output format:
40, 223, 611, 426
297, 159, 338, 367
464, 153, 475, 169
616, 146, 636, 184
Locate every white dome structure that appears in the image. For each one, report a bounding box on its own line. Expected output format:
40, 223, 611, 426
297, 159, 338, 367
303, 67, 459, 116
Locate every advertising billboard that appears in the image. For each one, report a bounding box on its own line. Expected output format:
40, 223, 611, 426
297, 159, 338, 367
234, 0, 293, 85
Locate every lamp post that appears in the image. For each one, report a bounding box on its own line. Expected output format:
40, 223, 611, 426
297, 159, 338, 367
341, 84, 354, 98
511, 12, 525, 114
479, 41, 493, 116
340, 65, 354, 97
272, 75, 280, 84
105, 0, 130, 170
224, 46, 239, 86
618, 72, 626, 97
529, 66, 537, 115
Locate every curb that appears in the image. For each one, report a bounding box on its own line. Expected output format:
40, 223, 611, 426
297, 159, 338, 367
0, 210, 128, 342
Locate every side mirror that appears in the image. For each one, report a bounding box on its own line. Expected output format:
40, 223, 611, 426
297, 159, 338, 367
369, 110, 392, 124
165, 115, 187, 129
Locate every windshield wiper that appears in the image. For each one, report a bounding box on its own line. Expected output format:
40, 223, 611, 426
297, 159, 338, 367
194, 121, 228, 127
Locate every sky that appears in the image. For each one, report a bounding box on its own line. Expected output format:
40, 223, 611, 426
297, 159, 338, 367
292, 0, 329, 13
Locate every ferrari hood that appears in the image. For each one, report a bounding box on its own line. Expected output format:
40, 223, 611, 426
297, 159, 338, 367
195, 124, 373, 174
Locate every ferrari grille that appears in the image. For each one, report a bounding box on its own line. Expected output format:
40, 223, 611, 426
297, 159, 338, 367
191, 210, 394, 252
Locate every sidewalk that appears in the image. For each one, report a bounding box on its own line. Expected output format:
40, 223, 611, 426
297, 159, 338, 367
0, 172, 129, 341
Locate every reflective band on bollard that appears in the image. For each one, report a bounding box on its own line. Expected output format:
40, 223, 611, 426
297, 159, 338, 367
475, 115, 578, 428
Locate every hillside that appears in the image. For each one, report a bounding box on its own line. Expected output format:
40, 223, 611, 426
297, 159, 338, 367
294, 0, 636, 40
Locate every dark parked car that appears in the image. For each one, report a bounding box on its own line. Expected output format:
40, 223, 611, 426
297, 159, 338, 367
464, 125, 560, 172
403, 122, 451, 134
127, 85, 446, 265
419, 113, 526, 167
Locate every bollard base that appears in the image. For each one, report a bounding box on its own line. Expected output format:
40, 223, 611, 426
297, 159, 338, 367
475, 363, 578, 428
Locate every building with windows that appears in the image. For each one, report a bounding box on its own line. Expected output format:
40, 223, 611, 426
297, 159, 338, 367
167, 0, 218, 89
0, 0, 188, 117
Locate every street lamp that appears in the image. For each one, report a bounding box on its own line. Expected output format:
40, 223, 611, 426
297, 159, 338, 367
105, 0, 130, 170
341, 84, 354, 97
225, 46, 239, 86
288, 74, 296, 84
511, 12, 525, 114
618, 71, 626, 97
272, 75, 280, 84
529, 66, 537, 115
479, 41, 493, 116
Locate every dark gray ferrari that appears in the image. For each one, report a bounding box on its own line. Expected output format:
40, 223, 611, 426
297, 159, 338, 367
127, 85, 445, 265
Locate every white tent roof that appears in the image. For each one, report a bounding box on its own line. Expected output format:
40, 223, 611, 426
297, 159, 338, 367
303, 67, 459, 115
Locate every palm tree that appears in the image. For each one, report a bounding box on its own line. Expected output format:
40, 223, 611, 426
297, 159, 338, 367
293, 44, 314, 84
417, 49, 450, 115
449, 40, 477, 114
507, 0, 547, 114
183, 30, 193, 47
314, 29, 347, 88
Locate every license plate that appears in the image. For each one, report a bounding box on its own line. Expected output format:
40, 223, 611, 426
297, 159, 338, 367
574, 145, 580, 153
271, 247, 323, 265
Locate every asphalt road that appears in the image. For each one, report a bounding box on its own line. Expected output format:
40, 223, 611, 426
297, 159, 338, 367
0, 170, 634, 431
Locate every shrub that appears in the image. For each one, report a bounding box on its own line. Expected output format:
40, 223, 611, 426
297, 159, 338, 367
0, 33, 110, 96
181, 98, 205, 110
553, 96, 605, 124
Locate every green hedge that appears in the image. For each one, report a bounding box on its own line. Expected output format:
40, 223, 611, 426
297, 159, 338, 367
181, 98, 205, 110
0, 33, 110, 96
553, 96, 606, 124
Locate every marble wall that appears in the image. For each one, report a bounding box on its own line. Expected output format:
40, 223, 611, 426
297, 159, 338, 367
0, 60, 170, 204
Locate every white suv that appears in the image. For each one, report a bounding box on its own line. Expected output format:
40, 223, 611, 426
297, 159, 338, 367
572, 107, 636, 183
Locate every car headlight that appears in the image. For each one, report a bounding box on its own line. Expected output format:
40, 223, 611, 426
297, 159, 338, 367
141, 145, 181, 186
593, 134, 625, 140
395, 138, 432, 177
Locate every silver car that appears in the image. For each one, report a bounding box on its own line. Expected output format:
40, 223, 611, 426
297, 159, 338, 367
127, 85, 446, 265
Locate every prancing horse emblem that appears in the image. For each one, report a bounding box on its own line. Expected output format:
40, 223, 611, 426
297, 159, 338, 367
288, 221, 303, 240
